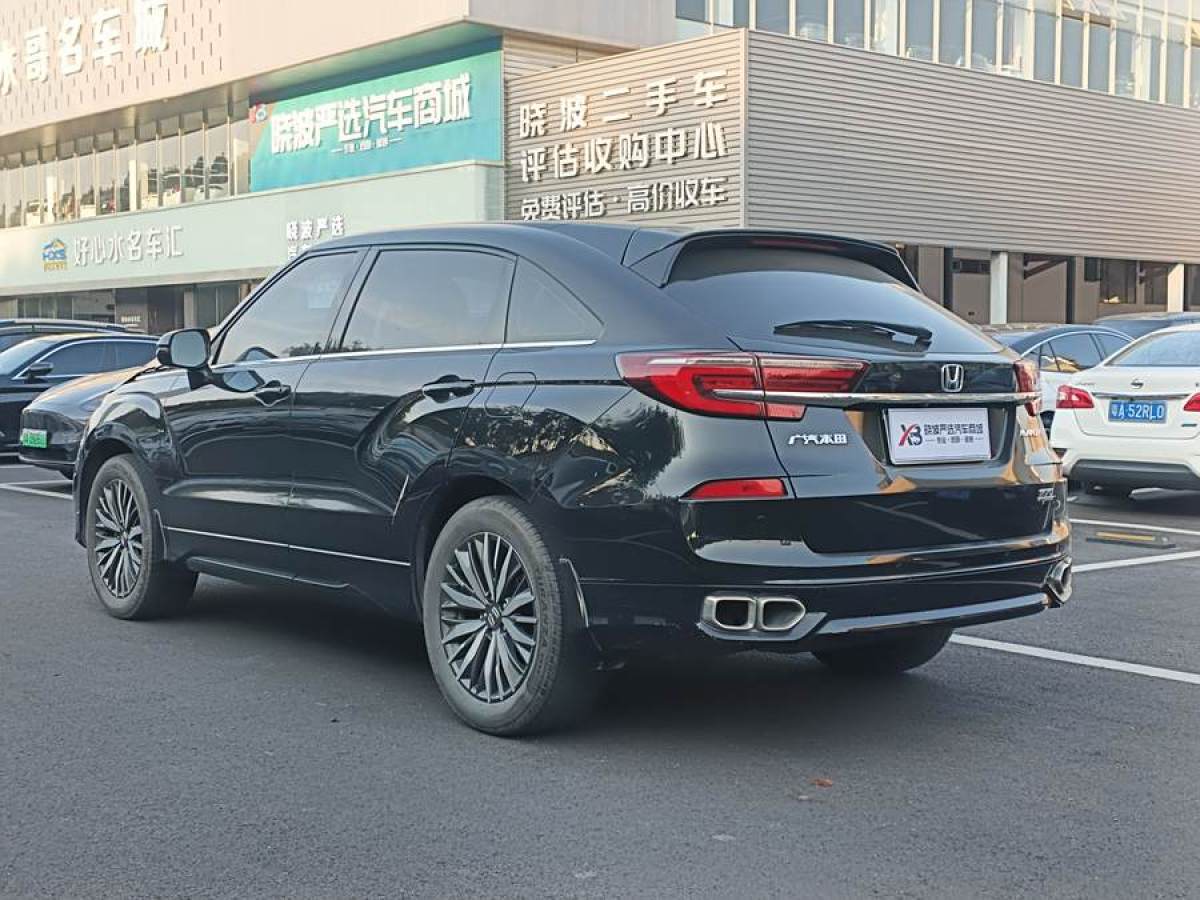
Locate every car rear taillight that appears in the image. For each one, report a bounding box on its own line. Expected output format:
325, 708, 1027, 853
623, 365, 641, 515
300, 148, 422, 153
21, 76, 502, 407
1184, 393, 1200, 412
616, 351, 867, 420
1015, 359, 1042, 416
687, 478, 788, 500
1056, 385, 1095, 410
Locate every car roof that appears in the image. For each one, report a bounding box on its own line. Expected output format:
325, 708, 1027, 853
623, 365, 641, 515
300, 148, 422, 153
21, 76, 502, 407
0, 318, 130, 331
314, 222, 918, 288
1096, 311, 1200, 322
12, 331, 154, 351
980, 323, 1128, 351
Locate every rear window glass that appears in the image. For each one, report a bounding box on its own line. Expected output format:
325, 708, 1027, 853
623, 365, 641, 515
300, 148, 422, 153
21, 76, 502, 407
665, 247, 995, 353
1108, 332, 1200, 367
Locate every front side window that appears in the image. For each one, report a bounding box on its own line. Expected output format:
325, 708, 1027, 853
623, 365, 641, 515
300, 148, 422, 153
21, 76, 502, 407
114, 341, 157, 368
1050, 333, 1104, 373
508, 262, 602, 344
215, 253, 357, 364
1109, 332, 1200, 366
342, 249, 513, 353
40, 342, 109, 377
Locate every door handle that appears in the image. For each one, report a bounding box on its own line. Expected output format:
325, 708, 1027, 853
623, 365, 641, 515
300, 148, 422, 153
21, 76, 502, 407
254, 381, 292, 405
422, 376, 476, 400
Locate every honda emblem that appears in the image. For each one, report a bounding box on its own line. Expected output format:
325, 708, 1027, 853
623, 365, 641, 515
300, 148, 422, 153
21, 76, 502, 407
941, 364, 965, 393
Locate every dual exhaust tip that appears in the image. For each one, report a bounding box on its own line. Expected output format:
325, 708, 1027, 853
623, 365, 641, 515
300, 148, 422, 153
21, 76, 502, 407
1046, 559, 1073, 607
702, 594, 807, 634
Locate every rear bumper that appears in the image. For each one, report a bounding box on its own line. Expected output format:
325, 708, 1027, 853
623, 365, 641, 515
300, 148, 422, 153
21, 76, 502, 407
1067, 459, 1200, 491
1054, 414, 1200, 486
575, 547, 1070, 656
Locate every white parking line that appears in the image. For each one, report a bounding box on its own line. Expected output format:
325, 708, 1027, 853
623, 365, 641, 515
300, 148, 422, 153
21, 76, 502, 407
951, 635, 1200, 686
1072, 517, 1200, 539
0, 483, 71, 501
1075, 549, 1200, 573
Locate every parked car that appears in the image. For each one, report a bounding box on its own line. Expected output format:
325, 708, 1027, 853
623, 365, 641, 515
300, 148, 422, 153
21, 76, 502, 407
1052, 324, 1200, 496
73, 225, 1071, 735
1094, 311, 1200, 339
18, 368, 146, 477
0, 318, 132, 353
0, 333, 158, 453
982, 324, 1131, 429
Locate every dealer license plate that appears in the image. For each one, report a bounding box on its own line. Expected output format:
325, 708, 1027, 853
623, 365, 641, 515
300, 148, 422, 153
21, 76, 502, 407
886, 408, 991, 465
19, 428, 48, 449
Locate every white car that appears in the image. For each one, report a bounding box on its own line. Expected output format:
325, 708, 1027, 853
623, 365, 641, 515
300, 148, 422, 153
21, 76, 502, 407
1051, 324, 1200, 496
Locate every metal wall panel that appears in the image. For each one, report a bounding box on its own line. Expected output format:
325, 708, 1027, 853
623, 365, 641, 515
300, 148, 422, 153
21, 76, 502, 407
505, 31, 745, 226
745, 31, 1200, 263
502, 35, 612, 81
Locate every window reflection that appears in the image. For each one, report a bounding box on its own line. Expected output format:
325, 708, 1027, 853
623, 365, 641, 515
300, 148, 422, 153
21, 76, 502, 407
1061, 11, 1085, 84
905, 0, 935, 58
797, 0, 830, 38
182, 113, 205, 204
1088, 17, 1112, 91
136, 122, 159, 210
940, 0, 968, 64
116, 132, 134, 213
834, 0, 868, 47
96, 135, 115, 216
972, 0, 999, 70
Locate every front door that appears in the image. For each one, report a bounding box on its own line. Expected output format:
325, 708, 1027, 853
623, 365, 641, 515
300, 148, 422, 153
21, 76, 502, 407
286, 246, 514, 605
158, 251, 362, 573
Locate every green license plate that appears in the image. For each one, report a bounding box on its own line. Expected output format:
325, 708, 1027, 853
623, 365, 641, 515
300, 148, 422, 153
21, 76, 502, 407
19, 428, 48, 449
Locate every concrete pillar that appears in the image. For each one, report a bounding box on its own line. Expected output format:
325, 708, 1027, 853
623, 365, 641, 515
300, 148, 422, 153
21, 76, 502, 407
989, 251, 1009, 324
1167, 263, 1185, 312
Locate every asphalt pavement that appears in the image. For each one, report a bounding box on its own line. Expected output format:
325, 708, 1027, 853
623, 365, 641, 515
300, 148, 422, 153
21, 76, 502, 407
1, 459, 1197, 899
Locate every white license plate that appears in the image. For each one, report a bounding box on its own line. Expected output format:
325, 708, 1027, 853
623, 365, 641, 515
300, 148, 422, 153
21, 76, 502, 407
886, 408, 991, 465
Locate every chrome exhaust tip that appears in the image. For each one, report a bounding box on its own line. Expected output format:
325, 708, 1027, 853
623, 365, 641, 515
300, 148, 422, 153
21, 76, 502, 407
1045, 559, 1073, 607
701, 595, 756, 631
758, 597, 807, 632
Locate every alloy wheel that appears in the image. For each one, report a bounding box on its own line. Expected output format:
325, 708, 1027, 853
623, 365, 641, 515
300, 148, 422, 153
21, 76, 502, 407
439, 532, 538, 703
93, 479, 144, 598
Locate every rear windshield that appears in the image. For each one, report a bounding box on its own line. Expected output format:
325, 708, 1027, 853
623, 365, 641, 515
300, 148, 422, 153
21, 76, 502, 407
665, 248, 996, 353
1107, 331, 1200, 367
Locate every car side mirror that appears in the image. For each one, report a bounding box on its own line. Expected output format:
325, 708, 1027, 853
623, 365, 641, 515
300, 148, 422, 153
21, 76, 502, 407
157, 329, 210, 370
21, 361, 53, 381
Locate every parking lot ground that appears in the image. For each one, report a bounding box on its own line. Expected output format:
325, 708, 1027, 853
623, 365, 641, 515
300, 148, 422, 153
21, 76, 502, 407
1, 466, 1198, 898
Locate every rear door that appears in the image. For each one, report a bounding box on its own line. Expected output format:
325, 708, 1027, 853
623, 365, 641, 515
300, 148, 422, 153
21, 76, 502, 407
286, 245, 514, 600
1070, 330, 1200, 441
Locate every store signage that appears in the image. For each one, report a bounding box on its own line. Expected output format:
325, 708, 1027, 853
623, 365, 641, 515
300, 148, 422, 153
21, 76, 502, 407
71, 225, 183, 268
41, 239, 68, 271
284, 213, 347, 259
0, 0, 169, 97
507, 51, 742, 223
249, 49, 502, 192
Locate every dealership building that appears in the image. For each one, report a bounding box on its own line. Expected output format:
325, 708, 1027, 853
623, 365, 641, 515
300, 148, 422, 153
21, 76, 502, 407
1, 0, 1198, 331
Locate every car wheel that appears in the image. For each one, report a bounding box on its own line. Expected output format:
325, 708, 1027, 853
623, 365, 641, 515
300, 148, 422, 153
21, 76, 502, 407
422, 497, 599, 736
86, 455, 197, 620
813, 627, 951, 676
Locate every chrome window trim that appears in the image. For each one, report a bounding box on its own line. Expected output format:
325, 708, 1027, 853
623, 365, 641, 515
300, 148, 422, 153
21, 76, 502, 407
14, 336, 156, 379
166, 526, 411, 567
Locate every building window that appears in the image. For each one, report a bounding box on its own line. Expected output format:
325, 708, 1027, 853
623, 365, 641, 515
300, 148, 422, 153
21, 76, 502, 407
797, 0, 830, 38
972, 0, 1000, 70
207, 108, 231, 201
677, 0, 708, 20
1001, 0, 1032, 75
160, 117, 182, 207
77, 138, 95, 218
182, 112, 205, 204
872, 0, 900, 52
22, 156, 42, 226
905, 0, 936, 58
56, 147, 77, 222
135, 122, 159, 210
714, 0, 751, 27
1087, 16, 1112, 92
940, 0, 969, 64
1032, 0, 1056, 80
96, 134, 116, 216
834, 0, 868, 47
1165, 14, 1186, 104
1142, 8, 1163, 102
1061, 9, 1086, 85
116, 130, 135, 214
232, 100, 251, 196
1192, 24, 1200, 107
1113, 17, 1136, 96
756, 0, 791, 31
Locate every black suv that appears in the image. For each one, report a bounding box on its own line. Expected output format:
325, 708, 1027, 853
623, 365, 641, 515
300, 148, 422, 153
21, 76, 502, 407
73, 225, 1071, 734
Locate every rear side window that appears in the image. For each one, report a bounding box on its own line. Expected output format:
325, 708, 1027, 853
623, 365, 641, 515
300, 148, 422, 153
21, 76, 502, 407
114, 341, 156, 368
1109, 332, 1200, 367
1037, 344, 1058, 372
1095, 333, 1128, 357
1049, 333, 1103, 373
665, 247, 993, 353
507, 261, 601, 344
342, 249, 513, 352
0, 333, 31, 352
41, 341, 108, 376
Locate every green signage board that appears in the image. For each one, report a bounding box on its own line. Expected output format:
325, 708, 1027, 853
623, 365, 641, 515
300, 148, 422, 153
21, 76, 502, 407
249, 48, 502, 192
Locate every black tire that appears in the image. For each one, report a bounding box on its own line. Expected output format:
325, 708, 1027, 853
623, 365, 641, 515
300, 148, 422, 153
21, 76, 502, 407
421, 497, 599, 736
813, 627, 951, 676
85, 455, 197, 620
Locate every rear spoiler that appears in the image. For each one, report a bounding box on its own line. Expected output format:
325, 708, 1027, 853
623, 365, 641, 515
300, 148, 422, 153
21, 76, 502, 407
623, 229, 920, 291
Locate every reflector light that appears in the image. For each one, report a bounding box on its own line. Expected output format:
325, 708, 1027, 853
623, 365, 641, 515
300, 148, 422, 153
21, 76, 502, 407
1184, 393, 1200, 412
616, 351, 867, 420
1015, 359, 1042, 416
1056, 385, 1095, 410
687, 478, 788, 500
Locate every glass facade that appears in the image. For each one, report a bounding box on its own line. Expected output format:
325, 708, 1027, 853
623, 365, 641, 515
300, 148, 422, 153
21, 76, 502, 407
0, 100, 252, 232
0, 281, 254, 332
676, 0, 1200, 108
